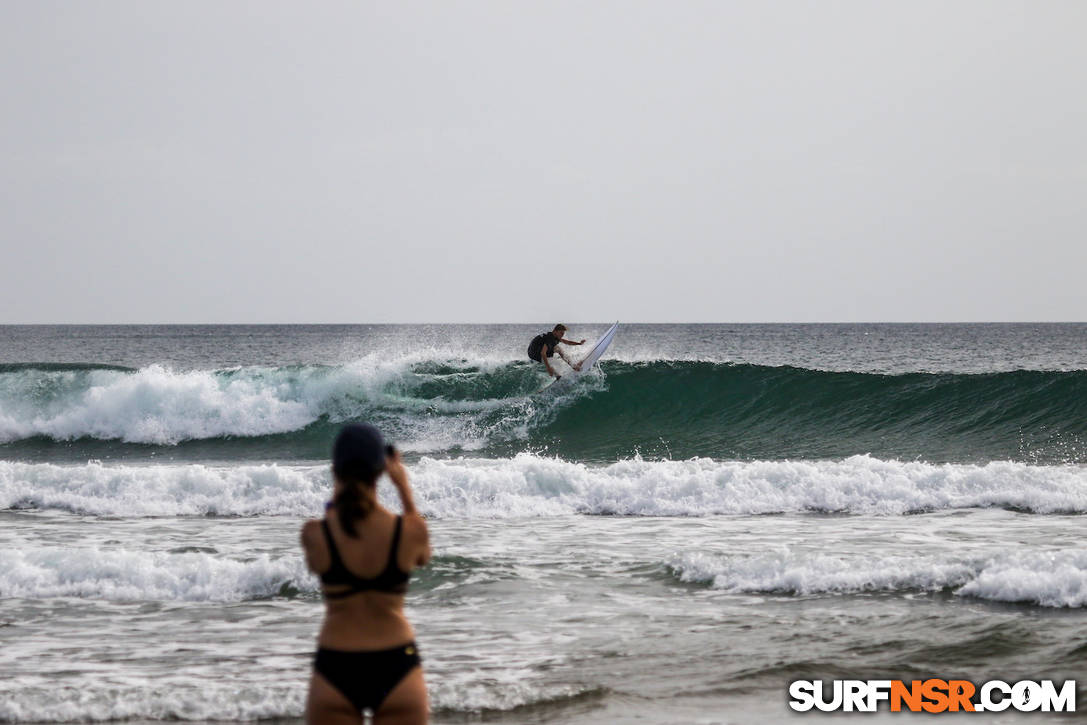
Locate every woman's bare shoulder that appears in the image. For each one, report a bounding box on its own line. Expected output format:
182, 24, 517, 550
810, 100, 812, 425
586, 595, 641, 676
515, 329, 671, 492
401, 511, 429, 538
400, 512, 430, 567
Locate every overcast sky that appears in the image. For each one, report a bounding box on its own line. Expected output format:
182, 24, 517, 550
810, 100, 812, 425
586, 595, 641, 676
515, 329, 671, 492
1, 1, 1084, 323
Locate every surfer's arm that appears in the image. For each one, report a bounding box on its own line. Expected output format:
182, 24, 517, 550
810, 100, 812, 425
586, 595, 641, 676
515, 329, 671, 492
558, 336, 585, 345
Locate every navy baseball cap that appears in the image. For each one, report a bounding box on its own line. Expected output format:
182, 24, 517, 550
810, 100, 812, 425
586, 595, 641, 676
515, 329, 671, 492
332, 423, 387, 477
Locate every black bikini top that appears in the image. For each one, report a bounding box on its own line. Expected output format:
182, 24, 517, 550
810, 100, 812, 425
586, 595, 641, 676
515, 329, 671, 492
320, 515, 411, 598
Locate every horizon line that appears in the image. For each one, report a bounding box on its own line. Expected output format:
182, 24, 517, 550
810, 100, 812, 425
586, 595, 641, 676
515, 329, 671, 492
1, 321, 1085, 326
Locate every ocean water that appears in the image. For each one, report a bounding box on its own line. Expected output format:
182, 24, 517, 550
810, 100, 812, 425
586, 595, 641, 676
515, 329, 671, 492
1, 324, 1085, 723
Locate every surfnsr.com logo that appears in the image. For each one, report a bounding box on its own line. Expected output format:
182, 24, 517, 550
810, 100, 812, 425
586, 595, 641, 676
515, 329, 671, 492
789, 679, 1076, 713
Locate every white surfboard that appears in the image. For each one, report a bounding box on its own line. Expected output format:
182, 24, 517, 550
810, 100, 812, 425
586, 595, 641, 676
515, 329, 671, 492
533, 322, 619, 395
575, 321, 619, 371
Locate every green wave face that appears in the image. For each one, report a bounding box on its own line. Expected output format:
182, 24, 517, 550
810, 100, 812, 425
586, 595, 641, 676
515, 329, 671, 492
530, 363, 1087, 463
1, 361, 1085, 464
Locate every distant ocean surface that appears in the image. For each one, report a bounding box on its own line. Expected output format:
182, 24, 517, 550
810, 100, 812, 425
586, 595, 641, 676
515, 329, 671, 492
1, 324, 1085, 723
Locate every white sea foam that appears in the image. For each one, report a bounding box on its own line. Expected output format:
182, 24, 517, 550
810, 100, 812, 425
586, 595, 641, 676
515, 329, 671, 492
957, 550, 1087, 608
0, 460, 330, 516
429, 668, 598, 715
0, 676, 592, 722
0, 359, 531, 445
0, 365, 316, 444
0, 684, 305, 722
668, 548, 1087, 608
0, 546, 315, 601
668, 549, 977, 595
10, 525, 1080, 608
3, 455, 1086, 518
409, 454, 1087, 517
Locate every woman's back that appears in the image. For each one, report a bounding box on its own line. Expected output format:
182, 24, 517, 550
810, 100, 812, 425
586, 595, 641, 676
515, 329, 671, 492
303, 506, 425, 650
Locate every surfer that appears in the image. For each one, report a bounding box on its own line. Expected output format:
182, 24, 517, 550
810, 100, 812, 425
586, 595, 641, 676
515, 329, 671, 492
301, 423, 431, 724
527, 324, 586, 378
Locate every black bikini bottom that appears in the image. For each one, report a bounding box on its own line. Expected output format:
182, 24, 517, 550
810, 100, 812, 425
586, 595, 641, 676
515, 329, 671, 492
314, 642, 421, 714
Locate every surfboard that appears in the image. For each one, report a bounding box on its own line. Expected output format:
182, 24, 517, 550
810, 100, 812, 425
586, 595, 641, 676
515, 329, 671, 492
532, 322, 619, 395
576, 321, 619, 371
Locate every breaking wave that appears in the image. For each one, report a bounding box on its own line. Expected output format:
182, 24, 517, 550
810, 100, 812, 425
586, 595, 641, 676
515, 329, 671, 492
3, 455, 1085, 519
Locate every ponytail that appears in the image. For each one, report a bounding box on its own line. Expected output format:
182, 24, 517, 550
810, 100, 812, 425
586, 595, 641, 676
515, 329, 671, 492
332, 462, 379, 537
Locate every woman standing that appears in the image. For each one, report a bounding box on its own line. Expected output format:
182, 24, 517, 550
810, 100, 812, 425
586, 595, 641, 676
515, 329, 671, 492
302, 423, 431, 724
